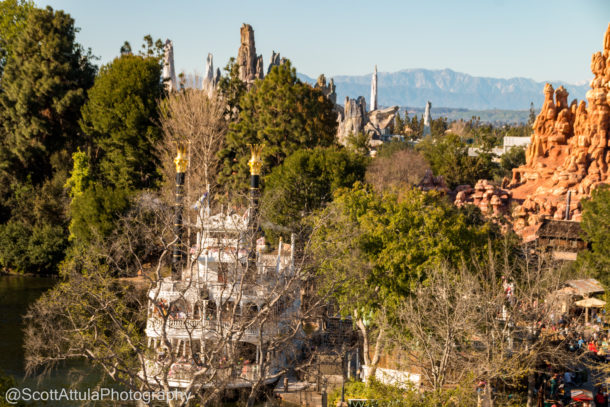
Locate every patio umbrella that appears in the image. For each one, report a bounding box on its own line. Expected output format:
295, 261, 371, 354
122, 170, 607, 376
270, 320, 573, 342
575, 297, 606, 323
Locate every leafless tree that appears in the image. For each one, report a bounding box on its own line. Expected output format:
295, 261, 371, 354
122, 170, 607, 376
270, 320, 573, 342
158, 87, 227, 202
389, 248, 585, 406
365, 149, 430, 192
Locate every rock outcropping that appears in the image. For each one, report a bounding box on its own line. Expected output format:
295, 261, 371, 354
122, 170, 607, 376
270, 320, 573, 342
237, 24, 264, 84
507, 23, 610, 237
423, 101, 432, 136
370, 65, 378, 111
162, 39, 176, 92
336, 96, 367, 145
314, 74, 337, 105
454, 180, 511, 218
202, 53, 220, 97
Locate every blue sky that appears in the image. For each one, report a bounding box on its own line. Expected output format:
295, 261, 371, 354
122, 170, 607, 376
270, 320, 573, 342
35, 0, 609, 84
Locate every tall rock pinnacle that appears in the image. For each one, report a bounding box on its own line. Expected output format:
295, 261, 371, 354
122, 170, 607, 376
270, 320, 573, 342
423, 101, 432, 136
237, 24, 264, 85
370, 65, 378, 111
162, 39, 176, 92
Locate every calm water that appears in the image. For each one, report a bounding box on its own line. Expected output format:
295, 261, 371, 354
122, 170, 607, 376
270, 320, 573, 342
0, 275, 271, 406
0, 275, 115, 406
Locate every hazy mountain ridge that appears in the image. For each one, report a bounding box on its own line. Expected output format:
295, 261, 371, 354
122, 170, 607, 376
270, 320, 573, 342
298, 68, 589, 111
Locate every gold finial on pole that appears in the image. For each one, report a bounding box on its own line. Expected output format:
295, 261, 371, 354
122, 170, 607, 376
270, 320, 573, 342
248, 144, 263, 176
174, 145, 188, 173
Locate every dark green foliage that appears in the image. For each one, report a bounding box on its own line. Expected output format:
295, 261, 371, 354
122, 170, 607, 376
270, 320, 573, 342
80, 54, 163, 190
68, 183, 131, 246
0, 172, 69, 273
218, 60, 338, 193
576, 185, 610, 287
500, 145, 526, 176
0, 6, 95, 183
312, 183, 499, 310
417, 133, 498, 188
216, 57, 247, 120
261, 147, 367, 240
0, 0, 34, 79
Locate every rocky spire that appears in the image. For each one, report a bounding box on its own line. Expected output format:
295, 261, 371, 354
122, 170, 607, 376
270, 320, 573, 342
370, 65, 378, 111
267, 51, 281, 74
237, 24, 264, 84
423, 101, 432, 136
162, 39, 176, 92
202, 53, 218, 97
315, 74, 337, 104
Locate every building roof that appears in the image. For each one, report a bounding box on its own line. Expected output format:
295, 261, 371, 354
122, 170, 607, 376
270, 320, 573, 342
537, 219, 583, 240
564, 279, 605, 296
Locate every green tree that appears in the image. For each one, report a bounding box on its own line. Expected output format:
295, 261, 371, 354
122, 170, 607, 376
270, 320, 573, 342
216, 57, 247, 120
218, 60, 338, 193
417, 133, 498, 188
311, 183, 500, 375
0, 6, 95, 182
0, 0, 34, 78
79, 54, 163, 190
499, 145, 526, 177
576, 185, 610, 287
261, 147, 367, 240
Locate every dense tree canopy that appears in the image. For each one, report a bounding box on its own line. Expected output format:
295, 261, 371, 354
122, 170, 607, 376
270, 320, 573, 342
68, 54, 163, 247
416, 134, 498, 188
576, 185, 610, 287
218, 60, 338, 193
0, 0, 34, 79
0, 6, 95, 182
80, 54, 163, 190
261, 147, 367, 240
0, 6, 94, 274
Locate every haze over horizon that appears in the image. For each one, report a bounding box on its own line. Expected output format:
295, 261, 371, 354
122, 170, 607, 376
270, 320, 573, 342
34, 0, 609, 85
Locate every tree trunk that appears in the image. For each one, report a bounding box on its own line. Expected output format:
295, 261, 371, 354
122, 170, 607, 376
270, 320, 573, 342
355, 318, 384, 382
527, 372, 536, 407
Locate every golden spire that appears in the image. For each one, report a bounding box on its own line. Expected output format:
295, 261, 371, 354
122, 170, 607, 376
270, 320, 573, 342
248, 144, 263, 176
174, 145, 188, 173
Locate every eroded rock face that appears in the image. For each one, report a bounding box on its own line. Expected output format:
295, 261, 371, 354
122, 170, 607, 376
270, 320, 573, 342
505, 23, 610, 238
370, 65, 378, 111
202, 53, 219, 97
162, 39, 176, 92
237, 24, 264, 84
336, 96, 367, 145
314, 74, 337, 104
454, 180, 511, 219
423, 101, 432, 136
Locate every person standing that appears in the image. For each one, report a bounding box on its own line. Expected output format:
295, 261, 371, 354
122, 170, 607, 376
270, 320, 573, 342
595, 388, 608, 407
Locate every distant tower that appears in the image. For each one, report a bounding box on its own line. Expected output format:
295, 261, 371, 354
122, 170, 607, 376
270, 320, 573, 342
423, 101, 432, 136
370, 65, 378, 111
162, 39, 176, 92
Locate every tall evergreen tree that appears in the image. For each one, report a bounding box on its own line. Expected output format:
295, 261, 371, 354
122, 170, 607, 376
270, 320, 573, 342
0, 0, 34, 80
0, 6, 94, 274
218, 60, 337, 193
0, 6, 95, 183
79, 54, 163, 190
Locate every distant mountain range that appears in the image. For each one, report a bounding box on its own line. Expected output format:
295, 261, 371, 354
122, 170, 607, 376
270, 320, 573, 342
298, 68, 589, 112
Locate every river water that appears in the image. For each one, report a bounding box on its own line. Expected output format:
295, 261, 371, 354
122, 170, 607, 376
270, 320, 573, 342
0, 275, 117, 405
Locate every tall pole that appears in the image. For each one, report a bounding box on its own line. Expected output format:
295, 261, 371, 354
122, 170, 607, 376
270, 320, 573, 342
173, 146, 188, 277
247, 144, 263, 232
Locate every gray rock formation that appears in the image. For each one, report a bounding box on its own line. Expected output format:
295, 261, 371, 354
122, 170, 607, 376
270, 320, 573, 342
162, 39, 176, 92
237, 24, 264, 84
202, 53, 219, 97
370, 65, 378, 111
368, 106, 399, 135
315, 74, 337, 104
423, 101, 432, 136
337, 96, 367, 145
267, 51, 281, 74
